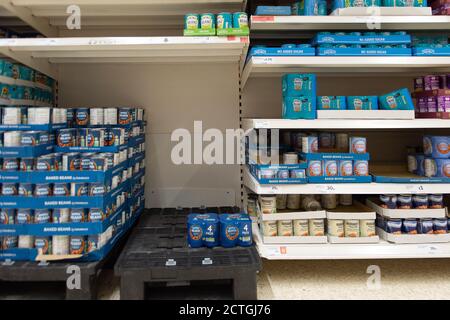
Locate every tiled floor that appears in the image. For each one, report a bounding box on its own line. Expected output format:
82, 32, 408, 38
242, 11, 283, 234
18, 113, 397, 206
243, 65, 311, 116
4, 259, 450, 300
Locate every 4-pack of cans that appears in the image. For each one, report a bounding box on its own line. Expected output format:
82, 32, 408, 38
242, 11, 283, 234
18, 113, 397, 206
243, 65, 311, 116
187, 213, 252, 248
68, 107, 145, 127
184, 12, 248, 31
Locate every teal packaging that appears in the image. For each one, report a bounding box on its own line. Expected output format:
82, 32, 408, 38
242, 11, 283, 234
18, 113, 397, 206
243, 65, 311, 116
0, 59, 14, 78
187, 213, 219, 248
347, 96, 378, 110
219, 214, 253, 247
283, 96, 317, 119
200, 13, 215, 30
317, 96, 347, 110
292, 0, 320, 15
217, 12, 232, 29
335, 0, 381, 8
0, 83, 10, 98
184, 13, 199, 30
382, 0, 427, 6
232, 12, 248, 28
378, 88, 414, 110
282, 74, 317, 97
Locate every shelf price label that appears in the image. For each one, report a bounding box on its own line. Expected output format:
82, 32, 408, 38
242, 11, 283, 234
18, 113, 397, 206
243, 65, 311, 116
405, 185, 425, 193
315, 185, 336, 194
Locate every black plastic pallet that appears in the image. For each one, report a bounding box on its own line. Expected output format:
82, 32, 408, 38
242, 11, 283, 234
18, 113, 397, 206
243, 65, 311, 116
0, 227, 133, 300
115, 207, 261, 300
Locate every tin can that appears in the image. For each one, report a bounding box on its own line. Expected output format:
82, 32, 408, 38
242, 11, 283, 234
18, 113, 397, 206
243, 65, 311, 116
308, 160, 323, 176
309, 219, 325, 236
105, 128, 123, 146
18, 183, 33, 196
90, 108, 104, 125
287, 194, 301, 210
34, 209, 51, 224
319, 132, 333, 148
52, 208, 70, 223
2, 107, 21, 125
424, 75, 441, 91
344, 219, 360, 237
321, 194, 337, 209
35, 236, 52, 254
324, 160, 338, 176
232, 12, 248, 28
86, 128, 104, 147
77, 128, 88, 147
53, 152, 62, 170
328, 219, 344, 237
302, 135, 318, 153
339, 194, 352, 206
16, 209, 33, 224
276, 194, 287, 210
53, 183, 70, 196
53, 236, 70, 255
75, 108, 89, 126
88, 208, 105, 222
35, 154, 54, 171
277, 220, 293, 236
57, 128, 75, 147
418, 219, 434, 234
118, 108, 132, 125
34, 183, 52, 197
18, 236, 34, 249
89, 183, 106, 196
80, 155, 93, 171
71, 183, 88, 196
1, 182, 17, 196
3, 158, 18, 171
433, 218, 448, 234
397, 194, 412, 209
262, 220, 277, 236
103, 108, 118, 125
277, 169, 289, 179
90, 155, 107, 171
20, 131, 40, 146
184, 13, 199, 30
70, 208, 86, 223
290, 169, 305, 179
66, 108, 75, 127
87, 235, 99, 253
0, 209, 15, 224
293, 219, 309, 236
339, 160, 353, 176
386, 219, 402, 234
62, 153, 80, 171
354, 160, 369, 176
4, 131, 20, 147
402, 219, 418, 234
2, 236, 18, 249
200, 13, 215, 29
216, 12, 232, 29
349, 137, 367, 154
379, 194, 397, 209
428, 194, 443, 209
70, 236, 87, 255
259, 196, 277, 214
19, 157, 34, 171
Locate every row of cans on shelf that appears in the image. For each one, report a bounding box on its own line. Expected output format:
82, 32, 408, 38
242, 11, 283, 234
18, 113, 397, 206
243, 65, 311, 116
0, 84, 53, 104
56, 126, 142, 148
0, 206, 122, 225
69, 107, 145, 127
0, 59, 55, 87
378, 216, 449, 235
0, 182, 113, 197
379, 194, 444, 209
307, 159, 369, 177
184, 12, 248, 30
1, 234, 109, 255
0, 151, 129, 172
0, 106, 62, 126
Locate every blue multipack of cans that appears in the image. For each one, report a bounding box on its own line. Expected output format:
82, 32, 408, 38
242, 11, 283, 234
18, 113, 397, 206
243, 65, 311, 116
378, 88, 414, 110
187, 213, 252, 248
282, 74, 317, 120
317, 96, 347, 110
347, 96, 379, 110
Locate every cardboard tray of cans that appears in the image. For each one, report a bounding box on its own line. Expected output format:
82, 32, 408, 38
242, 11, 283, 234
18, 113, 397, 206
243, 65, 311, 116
248, 47, 316, 57
317, 110, 415, 119
0, 143, 53, 158
413, 47, 450, 56
253, 222, 328, 244
330, 7, 432, 16
366, 198, 447, 219
316, 48, 412, 56
0, 123, 66, 131
313, 34, 412, 45
258, 210, 326, 221
248, 163, 307, 185
376, 227, 450, 244
370, 163, 450, 183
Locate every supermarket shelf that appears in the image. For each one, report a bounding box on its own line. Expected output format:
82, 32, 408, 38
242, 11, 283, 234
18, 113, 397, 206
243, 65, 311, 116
0, 0, 246, 35
241, 56, 450, 87
244, 167, 450, 195
0, 36, 250, 79
242, 118, 450, 131
253, 226, 450, 260
250, 15, 450, 32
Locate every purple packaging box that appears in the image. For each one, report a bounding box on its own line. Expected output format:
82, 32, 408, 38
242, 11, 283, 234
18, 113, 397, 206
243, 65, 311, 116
426, 96, 437, 112
424, 75, 441, 91
417, 97, 428, 113
437, 95, 450, 112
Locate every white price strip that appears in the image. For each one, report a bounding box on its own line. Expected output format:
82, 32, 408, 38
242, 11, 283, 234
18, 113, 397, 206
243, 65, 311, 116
270, 186, 279, 193
260, 57, 273, 64
256, 121, 270, 128
405, 185, 425, 193
315, 185, 336, 194
416, 244, 439, 255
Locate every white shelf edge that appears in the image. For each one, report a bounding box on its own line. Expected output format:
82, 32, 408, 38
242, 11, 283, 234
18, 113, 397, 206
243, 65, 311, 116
242, 118, 450, 131
244, 167, 450, 195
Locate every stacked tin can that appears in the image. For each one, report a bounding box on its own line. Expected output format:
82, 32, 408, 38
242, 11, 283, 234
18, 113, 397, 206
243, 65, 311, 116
0, 106, 146, 260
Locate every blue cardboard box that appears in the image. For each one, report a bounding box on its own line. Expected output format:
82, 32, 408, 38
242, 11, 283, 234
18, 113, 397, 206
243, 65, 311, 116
317, 96, 347, 110
378, 88, 414, 110
347, 96, 379, 110
282, 74, 317, 97
282, 96, 317, 119
255, 6, 292, 15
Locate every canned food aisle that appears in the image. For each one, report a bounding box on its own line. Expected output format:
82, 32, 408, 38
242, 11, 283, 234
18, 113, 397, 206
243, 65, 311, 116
0, 0, 450, 303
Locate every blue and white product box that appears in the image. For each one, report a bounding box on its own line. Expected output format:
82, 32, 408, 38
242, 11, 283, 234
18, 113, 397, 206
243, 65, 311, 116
249, 163, 308, 184
423, 136, 450, 159
283, 96, 317, 119
255, 6, 292, 15
187, 213, 219, 248
282, 74, 317, 97
413, 46, 450, 56
314, 32, 412, 45
292, 0, 326, 15
316, 47, 412, 56
347, 96, 379, 110
249, 46, 316, 57
333, 0, 381, 9
317, 96, 347, 110
219, 214, 252, 248
425, 158, 450, 178
378, 88, 414, 110
383, 0, 427, 6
